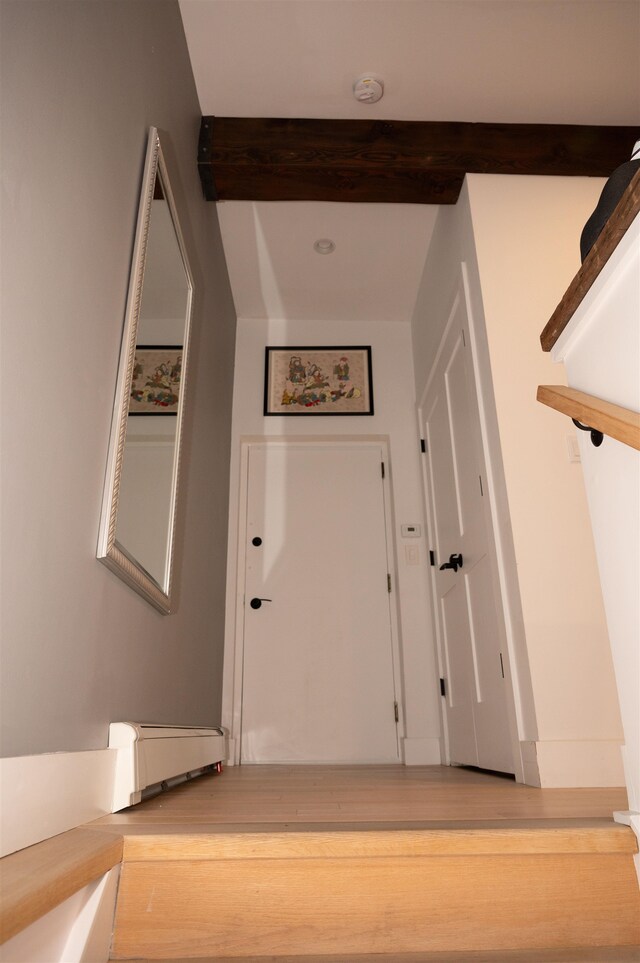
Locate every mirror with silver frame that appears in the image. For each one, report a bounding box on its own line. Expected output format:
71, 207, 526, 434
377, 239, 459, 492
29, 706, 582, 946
97, 128, 193, 614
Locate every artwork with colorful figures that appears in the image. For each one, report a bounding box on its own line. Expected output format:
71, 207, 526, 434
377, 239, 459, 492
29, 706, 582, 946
264, 346, 373, 416
129, 346, 182, 414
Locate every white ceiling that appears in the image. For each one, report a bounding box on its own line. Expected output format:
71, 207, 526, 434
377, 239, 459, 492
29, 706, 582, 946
179, 0, 640, 323
216, 201, 438, 323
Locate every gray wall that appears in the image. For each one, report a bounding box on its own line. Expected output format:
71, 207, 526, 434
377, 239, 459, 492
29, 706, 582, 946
0, 1, 237, 756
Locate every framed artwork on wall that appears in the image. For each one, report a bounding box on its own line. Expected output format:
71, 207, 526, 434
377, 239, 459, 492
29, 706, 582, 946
129, 346, 183, 415
264, 346, 374, 416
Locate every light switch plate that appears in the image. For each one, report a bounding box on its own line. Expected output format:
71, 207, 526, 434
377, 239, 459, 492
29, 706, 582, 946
566, 434, 581, 463
405, 545, 420, 565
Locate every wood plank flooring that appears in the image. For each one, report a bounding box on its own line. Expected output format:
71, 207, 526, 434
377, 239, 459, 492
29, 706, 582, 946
97, 767, 639, 961
92, 764, 629, 833
124, 953, 640, 963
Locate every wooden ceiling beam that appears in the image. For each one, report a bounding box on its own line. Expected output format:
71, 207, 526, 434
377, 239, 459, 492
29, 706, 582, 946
198, 117, 638, 204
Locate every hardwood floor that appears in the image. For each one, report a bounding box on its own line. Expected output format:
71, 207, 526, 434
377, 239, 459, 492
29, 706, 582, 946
92, 766, 639, 960
124, 953, 640, 963
93, 763, 630, 833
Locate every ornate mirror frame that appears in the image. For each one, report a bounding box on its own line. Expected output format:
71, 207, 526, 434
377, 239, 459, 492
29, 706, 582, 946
97, 128, 194, 614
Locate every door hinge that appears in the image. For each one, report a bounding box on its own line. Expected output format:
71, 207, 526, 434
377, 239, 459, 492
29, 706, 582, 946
420, 438, 427, 453
440, 678, 446, 697
500, 653, 505, 678
394, 701, 399, 723
429, 550, 436, 566
479, 475, 484, 497
387, 573, 392, 593
381, 461, 385, 479
462, 328, 466, 347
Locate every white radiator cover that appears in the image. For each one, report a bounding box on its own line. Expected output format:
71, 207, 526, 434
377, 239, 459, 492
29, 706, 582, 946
109, 722, 226, 811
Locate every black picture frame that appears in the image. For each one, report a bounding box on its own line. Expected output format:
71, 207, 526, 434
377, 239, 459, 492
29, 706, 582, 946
264, 346, 374, 416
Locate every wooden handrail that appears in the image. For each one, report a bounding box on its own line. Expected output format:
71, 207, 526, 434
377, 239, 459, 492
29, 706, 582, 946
541, 167, 640, 352
537, 385, 640, 451
0, 828, 123, 945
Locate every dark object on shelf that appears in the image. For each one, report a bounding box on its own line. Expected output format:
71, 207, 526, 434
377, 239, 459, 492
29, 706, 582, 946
580, 158, 640, 261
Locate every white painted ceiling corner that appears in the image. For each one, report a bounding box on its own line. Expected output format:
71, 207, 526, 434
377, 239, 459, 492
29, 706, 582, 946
179, 0, 640, 323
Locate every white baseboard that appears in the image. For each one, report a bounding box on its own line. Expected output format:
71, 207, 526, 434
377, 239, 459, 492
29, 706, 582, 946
614, 812, 640, 887
631, 813, 640, 887
522, 739, 625, 788
402, 737, 442, 766
1, 725, 227, 857
225, 736, 238, 766
519, 740, 542, 786
0, 749, 117, 858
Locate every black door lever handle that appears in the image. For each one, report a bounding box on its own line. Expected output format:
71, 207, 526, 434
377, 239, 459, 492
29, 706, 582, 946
439, 553, 463, 574
250, 597, 272, 609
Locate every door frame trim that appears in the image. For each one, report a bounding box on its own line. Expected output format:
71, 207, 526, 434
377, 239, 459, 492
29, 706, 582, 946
417, 265, 525, 782
224, 436, 405, 766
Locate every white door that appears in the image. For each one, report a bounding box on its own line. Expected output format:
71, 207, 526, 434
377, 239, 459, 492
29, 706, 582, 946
423, 288, 513, 773
241, 443, 400, 764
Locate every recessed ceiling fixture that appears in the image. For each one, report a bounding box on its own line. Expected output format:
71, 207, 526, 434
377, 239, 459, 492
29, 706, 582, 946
353, 75, 384, 104
313, 238, 336, 255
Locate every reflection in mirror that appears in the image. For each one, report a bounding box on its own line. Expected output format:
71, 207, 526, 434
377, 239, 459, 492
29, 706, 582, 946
97, 129, 193, 613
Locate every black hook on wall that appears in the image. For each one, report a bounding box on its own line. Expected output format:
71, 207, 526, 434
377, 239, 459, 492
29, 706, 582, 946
572, 418, 604, 448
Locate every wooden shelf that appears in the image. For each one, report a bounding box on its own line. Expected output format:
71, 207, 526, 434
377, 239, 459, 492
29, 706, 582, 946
537, 385, 640, 451
541, 167, 640, 352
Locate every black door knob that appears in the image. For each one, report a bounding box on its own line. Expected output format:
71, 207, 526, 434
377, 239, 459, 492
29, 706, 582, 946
439, 553, 463, 574
252, 537, 263, 546
250, 597, 272, 609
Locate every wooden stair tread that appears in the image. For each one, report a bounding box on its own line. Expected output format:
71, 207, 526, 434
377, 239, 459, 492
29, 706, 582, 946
0, 827, 122, 944
92, 815, 628, 835
103, 772, 640, 959
121, 949, 640, 963
119, 822, 638, 860
111, 831, 640, 958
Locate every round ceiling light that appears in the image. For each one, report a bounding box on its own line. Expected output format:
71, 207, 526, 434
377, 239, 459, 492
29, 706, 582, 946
353, 75, 384, 104
313, 238, 336, 255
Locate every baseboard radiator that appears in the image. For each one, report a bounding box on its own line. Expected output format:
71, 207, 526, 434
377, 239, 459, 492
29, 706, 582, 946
109, 722, 226, 812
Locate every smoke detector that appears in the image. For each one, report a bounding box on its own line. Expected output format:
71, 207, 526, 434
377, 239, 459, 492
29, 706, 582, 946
353, 75, 384, 105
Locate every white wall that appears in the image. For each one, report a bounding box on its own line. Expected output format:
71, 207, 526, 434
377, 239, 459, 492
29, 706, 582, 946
412, 174, 625, 786
550, 211, 640, 842
0, 1, 237, 757
223, 318, 442, 764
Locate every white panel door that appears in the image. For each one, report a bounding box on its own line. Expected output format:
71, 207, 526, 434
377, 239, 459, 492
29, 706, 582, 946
425, 384, 478, 765
241, 443, 400, 764
423, 288, 513, 773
